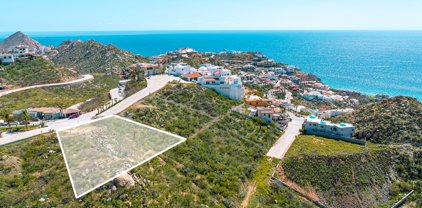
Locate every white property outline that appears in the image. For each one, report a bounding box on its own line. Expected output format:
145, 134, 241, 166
56, 115, 187, 198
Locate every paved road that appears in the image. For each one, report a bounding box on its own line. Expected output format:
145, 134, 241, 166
266, 112, 305, 159
0, 74, 94, 97
0, 75, 180, 146
99, 75, 180, 116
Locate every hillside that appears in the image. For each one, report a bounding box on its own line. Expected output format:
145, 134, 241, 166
281, 135, 421, 208
48, 40, 138, 74
0, 58, 77, 87
0, 74, 119, 113
0, 83, 297, 207
0, 31, 44, 52
334, 96, 422, 145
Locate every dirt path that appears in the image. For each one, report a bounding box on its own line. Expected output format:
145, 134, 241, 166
189, 104, 242, 138
240, 182, 257, 208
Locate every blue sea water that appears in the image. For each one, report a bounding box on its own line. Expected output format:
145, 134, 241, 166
1, 31, 421, 100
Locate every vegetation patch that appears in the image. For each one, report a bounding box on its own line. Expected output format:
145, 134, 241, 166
247, 157, 314, 207
48, 40, 139, 74
123, 78, 147, 97
0, 58, 76, 87
333, 96, 422, 145
282, 135, 421, 207
0, 83, 282, 207
0, 74, 119, 113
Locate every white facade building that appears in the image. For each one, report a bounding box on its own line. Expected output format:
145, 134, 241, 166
1, 54, 14, 64
303, 115, 355, 139
12, 46, 29, 55
167, 63, 197, 76
197, 68, 245, 101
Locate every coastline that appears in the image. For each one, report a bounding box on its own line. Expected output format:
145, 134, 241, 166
1, 31, 419, 100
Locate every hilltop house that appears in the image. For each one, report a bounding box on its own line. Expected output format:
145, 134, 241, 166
167, 63, 197, 76
127, 63, 161, 77
197, 67, 245, 101
303, 115, 355, 139
1, 46, 36, 64
1, 54, 14, 64
182, 72, 202, 82
244, 95, 270, 107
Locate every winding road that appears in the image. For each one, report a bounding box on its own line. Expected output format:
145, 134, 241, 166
0, 74, 94, 97
266, 90, 305, 159
0, 75, 181, 146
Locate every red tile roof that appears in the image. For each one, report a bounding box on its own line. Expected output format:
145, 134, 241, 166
184, 73, 202, 78
204, 77, 219, 81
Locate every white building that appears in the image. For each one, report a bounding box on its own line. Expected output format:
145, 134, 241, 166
303, 115, 355, 139
197, 68, 245, 101
321, 108, 354, 118
302, 90, 333, 101
1, 54, 14, 64
256, 107, 281, 122
12, 46, 29, 55
167, 63, 197, 76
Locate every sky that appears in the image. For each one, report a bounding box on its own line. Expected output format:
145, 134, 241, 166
1, 0, 422, 31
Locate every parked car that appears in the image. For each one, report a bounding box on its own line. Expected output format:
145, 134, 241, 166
20, 121, 30, 125
68, 114, 80, 119
9, 121, 19, 126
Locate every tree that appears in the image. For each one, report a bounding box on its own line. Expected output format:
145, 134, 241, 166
1, 109, 13, 130
21, 110, 30, 129
56, 103, 66, 118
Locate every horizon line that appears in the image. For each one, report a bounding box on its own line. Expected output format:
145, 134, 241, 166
1, 29, 422, 33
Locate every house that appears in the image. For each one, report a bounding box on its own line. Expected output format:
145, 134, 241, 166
182, 73, 202, 82
256, 107, 281, 123
62, 108, 81, 118
303, 115, 355, 139
243, 64, 256, 71
28, 107, 63, 120
128, 63, 161, 76
197, 68, 245, 101
1, 54, 14, 64
12, 109, 25, 120
321, 108, 354, 118
167, 63, 197, 76
12, 46, 29, 55
244, 95, 270, 107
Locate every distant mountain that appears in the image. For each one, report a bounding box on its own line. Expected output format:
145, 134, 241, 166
334, 96, 422, 145
0, 31, 44, 52
48, 40, 139, 74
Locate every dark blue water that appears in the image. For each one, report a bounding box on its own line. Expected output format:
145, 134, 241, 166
1, 31, 421, 100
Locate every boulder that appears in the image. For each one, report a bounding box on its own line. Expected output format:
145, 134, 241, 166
113, 172, 135, 187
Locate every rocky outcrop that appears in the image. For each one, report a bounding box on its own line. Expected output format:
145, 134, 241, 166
48, 40, 138, 74
0, 31, 44, 52
113, 172, 135, 187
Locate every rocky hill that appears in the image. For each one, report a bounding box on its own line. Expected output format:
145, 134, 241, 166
48, 40, 138, 74
281, 136, 421, 208
334, 96, 422, 145
0, 31, 44, 52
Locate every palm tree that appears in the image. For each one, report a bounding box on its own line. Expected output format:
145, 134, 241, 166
21, 110, 30, 129
1, 110, 13, 130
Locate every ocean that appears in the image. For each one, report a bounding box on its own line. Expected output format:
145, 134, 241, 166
1, 31, 421, 100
